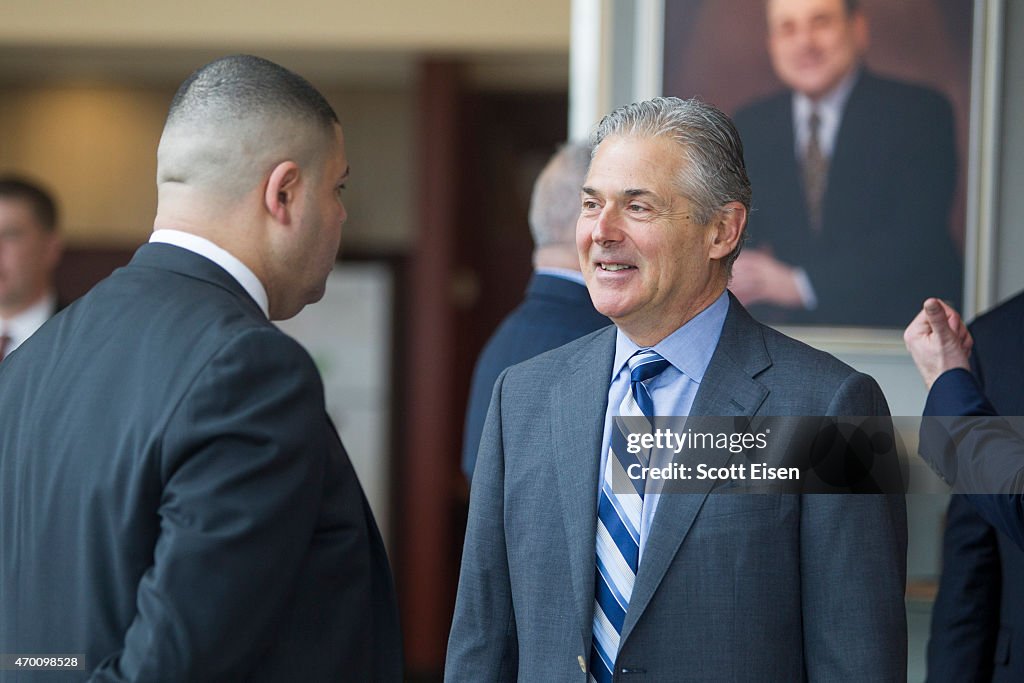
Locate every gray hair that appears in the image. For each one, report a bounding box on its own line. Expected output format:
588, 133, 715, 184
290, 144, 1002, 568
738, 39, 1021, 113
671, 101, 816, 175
590, 96, 751, 269
528, 141, 592, 248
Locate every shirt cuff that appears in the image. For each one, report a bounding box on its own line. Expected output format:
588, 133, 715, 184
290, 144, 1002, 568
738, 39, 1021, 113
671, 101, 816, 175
792, 268, 817, 310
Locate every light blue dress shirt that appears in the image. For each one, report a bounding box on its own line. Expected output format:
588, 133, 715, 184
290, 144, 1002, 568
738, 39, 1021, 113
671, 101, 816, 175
598, 290, 729, 561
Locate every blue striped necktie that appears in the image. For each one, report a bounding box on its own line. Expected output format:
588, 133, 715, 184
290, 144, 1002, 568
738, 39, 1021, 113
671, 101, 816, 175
590, 349, 671, 682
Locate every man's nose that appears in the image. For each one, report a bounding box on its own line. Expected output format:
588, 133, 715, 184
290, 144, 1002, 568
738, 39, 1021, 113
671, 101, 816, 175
591, 205, 624, 246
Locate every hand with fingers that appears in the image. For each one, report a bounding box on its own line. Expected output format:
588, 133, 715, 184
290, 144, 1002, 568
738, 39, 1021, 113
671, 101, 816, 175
903, 298, 973, 389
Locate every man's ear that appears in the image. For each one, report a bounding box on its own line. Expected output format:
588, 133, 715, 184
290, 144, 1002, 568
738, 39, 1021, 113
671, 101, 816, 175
853, 12, 870, 54
264, 161, 301, 225
708, 201, 746, 261
46, 233, 63, 274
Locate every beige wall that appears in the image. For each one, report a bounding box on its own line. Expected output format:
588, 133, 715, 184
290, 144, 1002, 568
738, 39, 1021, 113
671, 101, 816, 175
0, 85, 168, 245
0, 0, 569, 52
0, 82, 416, 250
0, 0, 569, 249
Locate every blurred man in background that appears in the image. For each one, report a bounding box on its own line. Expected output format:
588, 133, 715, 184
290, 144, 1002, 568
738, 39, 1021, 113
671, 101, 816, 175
462, 142, 609, 480
0, 176, 62, 361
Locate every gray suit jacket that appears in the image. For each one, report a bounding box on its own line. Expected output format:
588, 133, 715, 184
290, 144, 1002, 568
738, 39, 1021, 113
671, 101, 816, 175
446, 294, 907, 682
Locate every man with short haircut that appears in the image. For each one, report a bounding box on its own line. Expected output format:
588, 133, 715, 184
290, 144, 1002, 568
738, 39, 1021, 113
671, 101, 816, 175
446, 97, 907, 682
462, 142, 610, 480
0, 55, 401, 681
731, 0, 961, 326
0, 176, 63, 361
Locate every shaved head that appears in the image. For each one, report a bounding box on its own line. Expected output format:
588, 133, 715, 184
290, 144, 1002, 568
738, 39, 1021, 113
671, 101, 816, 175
154, 55, 350, 321
158, 55, 339, 200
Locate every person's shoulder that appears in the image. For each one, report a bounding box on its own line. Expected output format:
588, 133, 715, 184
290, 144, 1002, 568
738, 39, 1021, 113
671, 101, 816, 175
857, 70, 952, 114
970, 291, 1024, 340
756, 322, 860, 383
733, 89, 790, 125
501, 324, 614, 381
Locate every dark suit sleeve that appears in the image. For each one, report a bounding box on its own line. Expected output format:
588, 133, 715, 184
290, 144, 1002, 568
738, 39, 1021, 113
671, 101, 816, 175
462, 358, 496, 481
801, 372, 908, 681
446, 369, 519, 682
920, 370, 1024, 548
926, 495, 1000, 682
89, 328, 329, 682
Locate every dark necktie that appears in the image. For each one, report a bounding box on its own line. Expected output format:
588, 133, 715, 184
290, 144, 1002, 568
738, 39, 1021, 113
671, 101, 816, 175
590, 349, 671, 682
803, 110, 829, 233
0, 331, 10, 363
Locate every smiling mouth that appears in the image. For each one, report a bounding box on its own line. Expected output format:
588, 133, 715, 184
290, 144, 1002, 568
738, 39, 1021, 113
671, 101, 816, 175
599, 263, 636, 272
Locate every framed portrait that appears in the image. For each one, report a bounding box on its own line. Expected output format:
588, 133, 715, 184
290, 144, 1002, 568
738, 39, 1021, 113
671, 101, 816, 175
662, 0, 974, 330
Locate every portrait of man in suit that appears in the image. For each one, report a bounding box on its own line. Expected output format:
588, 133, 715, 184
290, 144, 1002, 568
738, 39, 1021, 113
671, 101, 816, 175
0, 176, 63, 360
462, 141, 610, 481
446, 96, 907, 682
727, 0, 963, 327
0, 55, 401, 681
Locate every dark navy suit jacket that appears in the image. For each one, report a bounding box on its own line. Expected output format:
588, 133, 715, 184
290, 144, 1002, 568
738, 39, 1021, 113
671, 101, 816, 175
0, 244, 402, 682
461, 273, 609, 480
734, 69, 961, 326
926, 292, 1024, 681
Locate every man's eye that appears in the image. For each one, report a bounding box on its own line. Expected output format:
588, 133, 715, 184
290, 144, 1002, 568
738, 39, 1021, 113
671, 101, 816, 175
628, 204, 646, 212
582, 200, 599, 210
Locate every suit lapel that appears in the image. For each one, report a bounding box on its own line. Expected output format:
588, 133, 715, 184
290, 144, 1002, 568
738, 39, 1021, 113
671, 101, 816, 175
770, 98, 812, 238
551, 327, 616, 650
620, 296, 771, 644
825, 70, 871, 224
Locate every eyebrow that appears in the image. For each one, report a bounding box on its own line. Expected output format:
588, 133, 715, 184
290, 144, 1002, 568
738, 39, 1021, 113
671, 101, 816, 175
581, 186, 655, 199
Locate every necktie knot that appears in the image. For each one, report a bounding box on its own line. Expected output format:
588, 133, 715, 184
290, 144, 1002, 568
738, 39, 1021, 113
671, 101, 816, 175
808, 110, 821, 135
628, 350, 670, 385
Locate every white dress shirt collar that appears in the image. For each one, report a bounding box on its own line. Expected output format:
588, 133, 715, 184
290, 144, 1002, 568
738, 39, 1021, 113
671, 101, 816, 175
0, 291, 57, 353
149, 229, 269, 318
792, 66, 860, 159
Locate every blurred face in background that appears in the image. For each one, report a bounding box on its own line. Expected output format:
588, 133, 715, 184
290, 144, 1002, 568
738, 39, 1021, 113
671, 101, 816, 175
767, 0, 868, 101
0, 198, 61, 317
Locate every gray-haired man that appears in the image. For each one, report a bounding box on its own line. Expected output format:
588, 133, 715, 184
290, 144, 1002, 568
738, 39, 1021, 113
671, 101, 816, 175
446, 97, 906, 682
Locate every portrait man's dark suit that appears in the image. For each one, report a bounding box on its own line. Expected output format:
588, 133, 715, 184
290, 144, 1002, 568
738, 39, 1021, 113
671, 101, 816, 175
927, 291, 1024, 682
0, 244, 401, 681
447, 295, 907, 681
462, 273, 609, 478
734, 69, 962, 327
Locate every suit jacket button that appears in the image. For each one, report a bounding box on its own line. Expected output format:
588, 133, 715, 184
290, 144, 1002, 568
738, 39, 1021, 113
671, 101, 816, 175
578, 655, 586, 672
